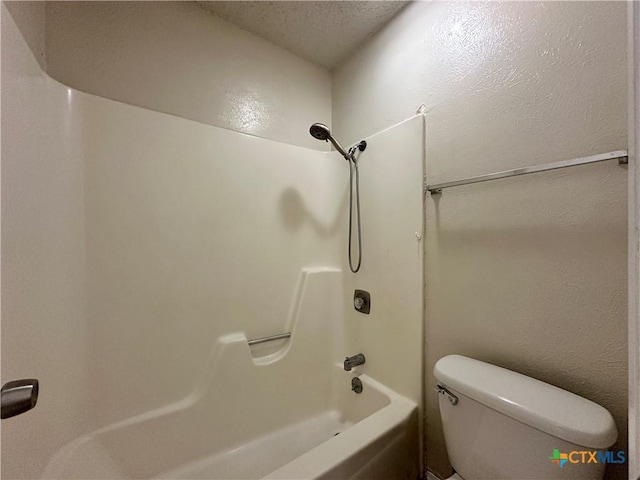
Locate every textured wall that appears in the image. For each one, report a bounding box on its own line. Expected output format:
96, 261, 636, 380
333, 2, 628, 479
628, 2, 640, 477
43, 1, 331, 150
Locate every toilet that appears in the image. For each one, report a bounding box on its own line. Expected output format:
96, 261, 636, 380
433, 355, 618, 480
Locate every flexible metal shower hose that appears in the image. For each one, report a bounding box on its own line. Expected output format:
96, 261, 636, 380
348, 147, 362, 273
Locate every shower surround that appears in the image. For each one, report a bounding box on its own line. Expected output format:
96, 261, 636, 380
1, 5, 424, 478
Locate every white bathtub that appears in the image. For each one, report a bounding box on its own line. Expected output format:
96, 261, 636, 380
44, 365, 417, 480
161, 372, 418, 480
43, 270, 419, 480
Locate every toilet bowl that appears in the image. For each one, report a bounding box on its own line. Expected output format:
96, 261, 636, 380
434, 355, 618, 480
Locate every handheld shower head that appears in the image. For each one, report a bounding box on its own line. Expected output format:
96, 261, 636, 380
309, 123, 331, 141
308, 122, 368, 274
309, 123, 351, 161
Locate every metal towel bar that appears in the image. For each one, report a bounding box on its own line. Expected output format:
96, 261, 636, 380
426, 150, 628, 194
247, 332, 291, 346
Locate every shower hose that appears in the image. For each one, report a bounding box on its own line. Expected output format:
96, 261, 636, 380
347, 146, 362, 273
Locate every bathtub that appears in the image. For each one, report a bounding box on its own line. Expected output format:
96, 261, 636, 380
43, 269, 419, 480
161, 371, 418, 480
43, 363, 417, 480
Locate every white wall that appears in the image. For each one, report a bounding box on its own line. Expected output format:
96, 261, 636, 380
80, 90, 343, 429
2, 2, 428, 475
2, 2, 90, 476
333, 2, 628, 479
339, 116, 425, 473
5, 1, 631, 478
1, 5, 344, 477
339, 116, 424, 405
42, 1, 331, 150
628, 2, 640, 478
2, 1, 45, 70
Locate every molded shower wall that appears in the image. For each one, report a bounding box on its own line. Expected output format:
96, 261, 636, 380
332, 2, 628, 479
2, 4, 425, 478
339, 117, 424, 405
2, 5, 346, 477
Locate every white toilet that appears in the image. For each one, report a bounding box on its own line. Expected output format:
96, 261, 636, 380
434, 355, 618, 480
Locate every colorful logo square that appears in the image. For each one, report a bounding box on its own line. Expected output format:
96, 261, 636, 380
549, 449, 568, 468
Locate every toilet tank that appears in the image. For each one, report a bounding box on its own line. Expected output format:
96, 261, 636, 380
434, 355, 618, 480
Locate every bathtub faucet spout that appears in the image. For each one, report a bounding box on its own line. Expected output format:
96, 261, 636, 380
344, 354, 366, 371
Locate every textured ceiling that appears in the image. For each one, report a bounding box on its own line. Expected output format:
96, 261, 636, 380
198, 1, 409, 69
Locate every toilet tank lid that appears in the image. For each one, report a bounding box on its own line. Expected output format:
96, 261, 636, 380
433, 355, 617, 449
